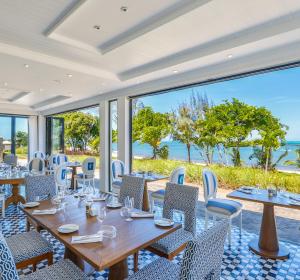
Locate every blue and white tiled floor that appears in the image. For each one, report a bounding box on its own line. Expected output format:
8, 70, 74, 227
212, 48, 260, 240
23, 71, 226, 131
1, 203, 300, 279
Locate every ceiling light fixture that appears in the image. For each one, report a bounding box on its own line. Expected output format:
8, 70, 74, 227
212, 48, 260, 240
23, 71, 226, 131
24, 64, 29, 68
39, 88, 44, 92
3, 82, 8, 86
227, 54, 233, 58
173, 70, 179, 74
67, 74, 73, 78
93, 25, 101, 30
120, 6, 128, 12
9, 91, 30, 102
31, 95, 71, 109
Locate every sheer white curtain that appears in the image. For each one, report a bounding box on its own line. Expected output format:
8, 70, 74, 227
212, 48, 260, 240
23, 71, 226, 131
28, 116, 38, 159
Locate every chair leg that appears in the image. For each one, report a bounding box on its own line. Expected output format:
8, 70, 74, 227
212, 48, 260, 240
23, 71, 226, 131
32, 263, 37, 272
134, 252, 139, 272
228, 219, 232, 246
26, 219, 31, 232
47, 252, 53, 266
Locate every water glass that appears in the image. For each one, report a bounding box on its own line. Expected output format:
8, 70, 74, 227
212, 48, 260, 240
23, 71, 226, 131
35, 196, 41, 202
120, 207, 130, 220
124, 197, 134, 221
98, 225, 117, 239
278, 186, 286, 198
96, 207, 107, 229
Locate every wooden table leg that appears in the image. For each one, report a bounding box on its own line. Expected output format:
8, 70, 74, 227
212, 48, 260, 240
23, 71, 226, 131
142, 182, 150, 212
5, 183, 25, 208
109, 258, 128, 280
249, 203, 289, 259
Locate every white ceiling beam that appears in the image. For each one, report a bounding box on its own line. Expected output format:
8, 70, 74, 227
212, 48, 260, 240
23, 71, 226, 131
0, 42, 117, 81
31, 95, 71, 109
119, 10, 300, 80
99, 0, 212, 54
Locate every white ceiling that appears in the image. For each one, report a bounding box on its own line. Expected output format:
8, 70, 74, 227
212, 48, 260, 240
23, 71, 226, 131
0, 0, 300, 115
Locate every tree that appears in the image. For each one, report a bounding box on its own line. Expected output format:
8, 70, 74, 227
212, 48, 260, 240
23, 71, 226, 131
132, 107, 170, 159
203, 98, 257, 166
15, 131, 28, 147
61, 112, 99, 152
285, 148, 300, 168
250, 107, 288, 171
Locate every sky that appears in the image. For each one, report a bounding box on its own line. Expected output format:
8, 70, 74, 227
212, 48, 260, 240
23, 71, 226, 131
138, 66, 300, 141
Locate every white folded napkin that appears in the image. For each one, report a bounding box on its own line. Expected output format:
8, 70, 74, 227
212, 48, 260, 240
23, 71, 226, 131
131, 212, 154, 218
71, 233, 103, 244
92, 197, 106, 202
32, 209, 56, 215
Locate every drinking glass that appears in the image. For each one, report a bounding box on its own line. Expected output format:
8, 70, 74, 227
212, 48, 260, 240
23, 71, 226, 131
96, 207, 107, 229
124, 197, 134, 222
278, 186, 286, 198
120, 207, 130, 220
35, 196, 41, 202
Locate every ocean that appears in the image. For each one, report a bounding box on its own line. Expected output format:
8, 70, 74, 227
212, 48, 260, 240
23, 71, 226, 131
113, 141, 300, 171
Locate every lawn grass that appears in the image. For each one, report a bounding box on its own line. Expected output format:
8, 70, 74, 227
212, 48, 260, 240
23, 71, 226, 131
133, 159, 300, 194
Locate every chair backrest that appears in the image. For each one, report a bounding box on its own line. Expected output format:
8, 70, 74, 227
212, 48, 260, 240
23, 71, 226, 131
33, 151, 45, 159
25, 174, 57, 202
28, 158, 45, 172
163, 182, 198, 235
180, 219, 229, 280
3, 154, 17, 166
202, 169, 218, 203
55, 164, 68, 188
111, 160, 125, 181
82, 157, 96, 177
119, 175, 145, 210
48, 154, 57, 169
0, 232, 19, 280
170, 166, 185, 184
56, 154, 68, 165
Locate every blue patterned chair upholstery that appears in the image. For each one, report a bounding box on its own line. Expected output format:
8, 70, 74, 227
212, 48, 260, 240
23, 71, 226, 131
147, 183, 198, 259
129, 220, 229, 280
202, 169, 242, 245
0, 232, 19, 280
0, 232, 87, 280
46, 154, 57, 175
56, 154, 68, 165
150, 167, 185, 212
119, 175, 145, 210
25, 174, 57, 202
111, 160, 125, 194
6, 231, 53, 270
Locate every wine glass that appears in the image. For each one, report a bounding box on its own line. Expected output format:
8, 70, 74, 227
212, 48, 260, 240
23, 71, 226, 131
96, 207, 106, 229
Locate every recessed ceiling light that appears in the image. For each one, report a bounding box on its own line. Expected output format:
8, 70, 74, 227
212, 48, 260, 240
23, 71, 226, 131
93, 25, 101, 30
4, 82, 8, 86
67, 74, 73, 78
173, 70, 179, 74
227, 54, 233, 58
39, 88, 44, 92
24, 64, 29, 68
120, 6, 128, 12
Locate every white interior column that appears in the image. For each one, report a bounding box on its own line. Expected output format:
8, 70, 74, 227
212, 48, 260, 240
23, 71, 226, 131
100, 101, 109, 192
117, 96, 130, 173
28, 115, 38, 159
37, 115, 46, 154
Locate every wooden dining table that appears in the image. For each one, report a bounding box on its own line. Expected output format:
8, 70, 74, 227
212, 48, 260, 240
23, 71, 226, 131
227, 188, 300, 260
20, 195, 180, 280
120, 172, 169, 212
0, 174, 26, 208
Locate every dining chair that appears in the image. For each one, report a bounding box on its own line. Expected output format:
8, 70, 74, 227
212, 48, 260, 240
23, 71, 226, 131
55, 163, 70, 193
33, 151, 45, 159
74, 157, 96, 192
128, 219, 229, 280
56, 153, 68, 165
25, 174, 57, 232
0, 232, 87, 280
150, 166, 185, 212
3, 153, 18, 166
28, 158, 45, 173
111, 160, 125, 194
118, 175, 145, 210
46, 153, 57, 175
146, 183, 198, 260
202, 169, 242, 245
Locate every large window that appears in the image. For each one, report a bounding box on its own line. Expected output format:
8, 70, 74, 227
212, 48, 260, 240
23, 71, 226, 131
0, 115, 28, 163
130, 65, 300, 193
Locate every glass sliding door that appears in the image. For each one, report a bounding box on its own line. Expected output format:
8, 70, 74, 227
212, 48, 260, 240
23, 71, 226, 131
0, 115, 28, 163
46, 117, 65, 155
109, 100, 118, 191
